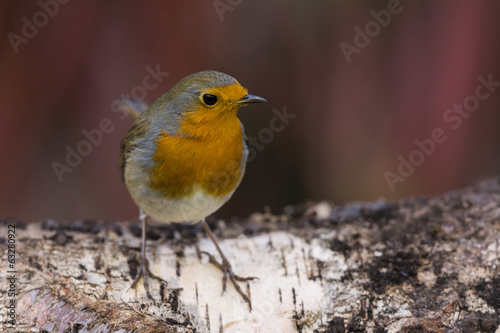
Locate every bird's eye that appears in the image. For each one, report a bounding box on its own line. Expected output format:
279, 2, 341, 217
202, 94, 218, 106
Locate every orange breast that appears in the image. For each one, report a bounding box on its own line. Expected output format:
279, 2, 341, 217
150, 113, 244, 199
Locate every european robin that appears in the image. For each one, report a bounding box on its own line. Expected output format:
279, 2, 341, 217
119, 70, 266, 309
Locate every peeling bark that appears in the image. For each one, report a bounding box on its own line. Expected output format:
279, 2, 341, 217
1, 179, 500, 332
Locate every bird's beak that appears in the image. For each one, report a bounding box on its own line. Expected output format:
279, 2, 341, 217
234, 94, 267, 104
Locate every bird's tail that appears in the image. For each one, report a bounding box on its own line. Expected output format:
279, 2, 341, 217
116, 99, 149, 120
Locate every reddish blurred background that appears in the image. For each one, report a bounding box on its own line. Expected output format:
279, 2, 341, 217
1, 1, 500, 222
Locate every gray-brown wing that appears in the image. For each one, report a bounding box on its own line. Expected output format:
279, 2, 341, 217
119, 116, 150, 181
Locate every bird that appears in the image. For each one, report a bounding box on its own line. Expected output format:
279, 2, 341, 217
118, 70, 266, 309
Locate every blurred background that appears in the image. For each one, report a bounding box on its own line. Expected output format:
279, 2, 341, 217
1, 1, 500, 222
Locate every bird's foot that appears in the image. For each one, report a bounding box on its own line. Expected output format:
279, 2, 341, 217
129, 256, 167, 304
201, 251, 257, 310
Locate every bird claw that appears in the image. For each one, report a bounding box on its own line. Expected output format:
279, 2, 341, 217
129, 256, 167, 304
201, 251, 257, 310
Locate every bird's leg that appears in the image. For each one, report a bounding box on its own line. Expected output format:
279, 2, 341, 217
200, 218, 257, 310
129, 209, 167, 302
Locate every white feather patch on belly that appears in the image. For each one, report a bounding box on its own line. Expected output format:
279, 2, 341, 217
139, 185, 234, 223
